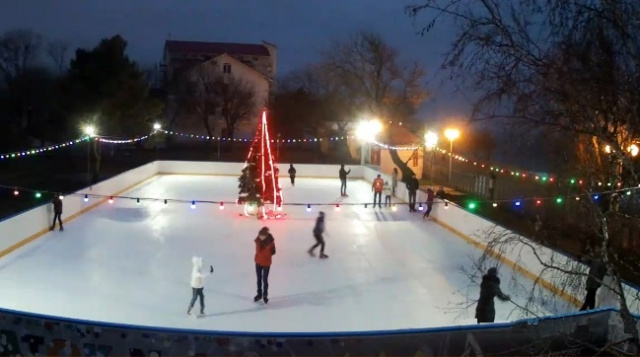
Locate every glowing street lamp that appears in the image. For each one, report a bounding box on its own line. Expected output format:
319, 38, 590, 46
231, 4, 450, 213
83, 125, 96, 137
83, 125, 97, 185
356, 119, 382, 165
153, 123, 162, 131
628, 144, 638, 157
444, 128, 460, 183
424, 131, 438, 149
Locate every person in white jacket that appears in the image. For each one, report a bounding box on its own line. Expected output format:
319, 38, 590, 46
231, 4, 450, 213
187, 256, 213, 316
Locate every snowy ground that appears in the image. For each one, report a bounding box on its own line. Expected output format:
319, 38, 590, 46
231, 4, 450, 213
0, 175, 573, 333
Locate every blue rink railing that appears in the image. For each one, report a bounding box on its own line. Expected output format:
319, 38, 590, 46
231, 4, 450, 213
0, 305, 635, 356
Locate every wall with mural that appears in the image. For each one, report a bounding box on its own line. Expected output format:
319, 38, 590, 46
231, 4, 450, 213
0, 307, 617, 356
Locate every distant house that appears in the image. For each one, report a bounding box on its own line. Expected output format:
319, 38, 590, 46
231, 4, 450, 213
348, 123, 424, 179
161, 40, 277, 139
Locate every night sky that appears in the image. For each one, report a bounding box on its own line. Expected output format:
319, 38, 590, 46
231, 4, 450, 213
0, 0, 471, 123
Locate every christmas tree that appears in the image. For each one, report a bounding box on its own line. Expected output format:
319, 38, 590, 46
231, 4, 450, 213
237, 110, 283, 218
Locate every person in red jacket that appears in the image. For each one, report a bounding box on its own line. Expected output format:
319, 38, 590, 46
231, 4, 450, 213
372, 174, 384, 209
254, 226, 276, 304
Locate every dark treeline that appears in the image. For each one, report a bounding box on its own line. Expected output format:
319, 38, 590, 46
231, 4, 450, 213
0, 29, 162, 153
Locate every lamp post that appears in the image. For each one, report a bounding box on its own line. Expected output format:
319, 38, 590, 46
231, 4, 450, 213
153, 123, 161, 162
356, 119, 382, 166
83, 125, 96, 185
424, 131, 438, 183
444, 128, 460, 183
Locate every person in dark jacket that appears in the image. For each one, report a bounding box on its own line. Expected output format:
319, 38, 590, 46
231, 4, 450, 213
423, 188, 435, 219
475, 267, 510, 324
288, 164, 297, 186
50, 194, 63, 231
580, 255, 607, 311
308, 211, 328, 259
406, 173, 420, 212
339, 165, 351, 196
254, 227, 276, 304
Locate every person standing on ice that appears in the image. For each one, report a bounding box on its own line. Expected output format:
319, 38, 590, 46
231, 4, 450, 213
288, 164, 297, 186
383, 181, 392, 207
50, 193, 63, 231
187, 256, 214, 316
372, 174, 384, 208
579, 252, 607, 311
406, 173, 420, 212
308, 211, 328, 258
475, 267, 510, 324
339, 165, 351, 196
254, 227, 276, 304
391, 168, 398, 197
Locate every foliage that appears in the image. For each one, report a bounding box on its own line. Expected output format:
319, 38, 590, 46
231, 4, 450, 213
66, 35, 163, 137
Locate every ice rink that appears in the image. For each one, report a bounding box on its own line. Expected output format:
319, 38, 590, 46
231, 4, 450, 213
0, 174, 573, 333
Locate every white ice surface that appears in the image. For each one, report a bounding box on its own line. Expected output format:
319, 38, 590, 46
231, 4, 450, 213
0, 175, 574, 333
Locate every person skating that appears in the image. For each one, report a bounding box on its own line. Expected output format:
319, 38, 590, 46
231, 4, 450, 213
406, 173, 420, 212
383, 181, 392, 207
308, 211, 328, 259
254, 227, 276, 304
372, 174, 384, 208
339, 165, 351, 196
423, 187, 435, 219
475, 267, 510, 324
187, 256, 214, 317
50, 193, 63, 231
579, 252, 607, 311
288, 164, 297, 186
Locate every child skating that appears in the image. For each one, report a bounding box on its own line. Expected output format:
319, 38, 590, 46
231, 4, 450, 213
187, 256, 214, 317
308, 211, 328, 258
383, 181, 392, 207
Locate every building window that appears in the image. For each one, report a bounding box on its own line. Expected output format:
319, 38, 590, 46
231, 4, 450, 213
223, 63, 231, 74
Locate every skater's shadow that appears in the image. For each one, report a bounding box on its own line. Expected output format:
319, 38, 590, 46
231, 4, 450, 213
208, 275, 402, 318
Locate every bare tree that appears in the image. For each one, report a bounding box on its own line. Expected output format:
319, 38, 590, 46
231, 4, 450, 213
319, 31, 429, 130
407, 0, 640, 353
212, 75, 256, 140
0, 29, 42, 84
46, 39, 68, 73
189, 65, 218, 139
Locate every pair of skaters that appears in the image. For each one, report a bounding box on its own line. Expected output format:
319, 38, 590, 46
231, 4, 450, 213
186, 213, 327, 316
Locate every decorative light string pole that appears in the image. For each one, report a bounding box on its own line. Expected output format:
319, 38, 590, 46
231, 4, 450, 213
83, 125, 97, 185
424, 131, 438, 183
356, 119, 382, 166
444, 128, 460, 183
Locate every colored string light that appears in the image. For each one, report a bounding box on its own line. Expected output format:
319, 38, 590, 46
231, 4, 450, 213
0, 137, 90, 160
160, 129, 354, 143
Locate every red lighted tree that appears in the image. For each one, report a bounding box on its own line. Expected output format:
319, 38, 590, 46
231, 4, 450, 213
237, 110, 283, 218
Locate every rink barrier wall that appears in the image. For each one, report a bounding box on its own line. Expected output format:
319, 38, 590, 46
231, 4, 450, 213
0, 162, 159, 258
157, 160, 365, 179
360, 166, 640, 314
0, 304, 618, 355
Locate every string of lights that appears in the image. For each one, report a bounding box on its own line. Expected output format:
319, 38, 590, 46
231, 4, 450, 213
0, 137, 90, 160
97, 134, 154, 144
3, 183, 637, 214
159, 129, 354, 143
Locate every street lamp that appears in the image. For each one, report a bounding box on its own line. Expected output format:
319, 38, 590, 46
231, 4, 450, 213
153, 123, 161, 131
83, 125, 97, 185
356, 119, 382, 165
424, 131, 438, 183
628, 144, 638, 157
444, 128, 460, 183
